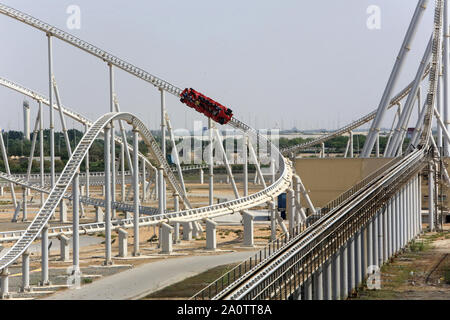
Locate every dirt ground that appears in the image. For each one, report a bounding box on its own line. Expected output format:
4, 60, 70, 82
353, 228, 450, 300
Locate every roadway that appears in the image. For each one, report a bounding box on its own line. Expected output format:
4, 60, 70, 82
42, 250, 257, 300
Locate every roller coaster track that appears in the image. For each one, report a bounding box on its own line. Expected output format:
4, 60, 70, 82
0, 3, 439, 302
281, 65, 430, 155
0, 171, 160, 216
190, 0, 443, 300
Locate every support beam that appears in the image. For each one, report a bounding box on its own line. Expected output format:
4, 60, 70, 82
361, 0, 429, 157
72, 172, 80, 271
103, 126, 112, 265
133, 128, 140, 256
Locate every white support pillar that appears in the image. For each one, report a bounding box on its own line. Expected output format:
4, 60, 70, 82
59, 234, 70, 262
200, 169, 204, 185
160, 223, 173, 254
205, 219, 217, 250
243, 211, 255, 247
72, 172, 80, 271
349, 131, 354, 158
428, 164, 434, 231
47, 34, 55, 190
332, 251, 341, 300
104, 126, 112, 265
355, 230, 362, 288
348, 235, 355, 295
95, 206, 104, 223
118, 228, 128, 257
208, 118, 214, 206
340, 244, 348, 299
40, 224, 50, 286
373, 211, 379, 269
314, 266, 324, 300
133, 129, 140, 256
182, 222, 193, 241
270, 201, 277, 241
22, 187, 27, 222
0, 268, 10, 299
324, 259, 332, 300
287, 188, 296, 238
21, 251, 30, 293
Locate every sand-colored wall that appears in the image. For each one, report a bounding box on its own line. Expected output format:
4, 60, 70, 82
294, 157, 393, 208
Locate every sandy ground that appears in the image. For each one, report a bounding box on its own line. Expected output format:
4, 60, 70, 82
354, 228, 450, 300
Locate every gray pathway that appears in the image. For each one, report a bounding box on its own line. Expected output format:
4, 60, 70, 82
43, 250, 256, 300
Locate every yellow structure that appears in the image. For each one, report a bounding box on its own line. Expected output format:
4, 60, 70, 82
294, 157, 393, 208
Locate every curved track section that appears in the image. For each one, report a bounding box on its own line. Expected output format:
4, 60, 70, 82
281, 66, 430, 155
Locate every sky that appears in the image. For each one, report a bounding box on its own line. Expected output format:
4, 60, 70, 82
0, 0, 435, 133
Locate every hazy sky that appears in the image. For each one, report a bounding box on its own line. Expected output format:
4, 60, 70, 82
0, 0, 435, 133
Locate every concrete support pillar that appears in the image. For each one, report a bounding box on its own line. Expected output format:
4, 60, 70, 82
118, 228, 128, 257
367, 218, 373, 273
361, 225, 368, 282
340, 244, 348, 299
59, 234, 70, 262
304, 277, 312, 300
0, 186, 3, 196
270, 201, 277, 241
348, 235, 355, 295
382, 205, 388, 264
324, 259, 332, 300
173, 222, 180, 244
200, 169, 204, 184
21, 251, 31, 292
206, 219, 217, 250
243, 211, 255, 247
395, 191, 400, 254
40, 224, 50, 286
314, 266, 323, 300
59, 199, 68, 223
161, 223, 173, 254
418, 174, 423, 232
95, 206, 104, 222
332, 251, 341, 300
373, 211, 379, 268
192, 222, 202, 239
0, 268, 10, 299
355, 230, 361, 288
182, 222, 193, 241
